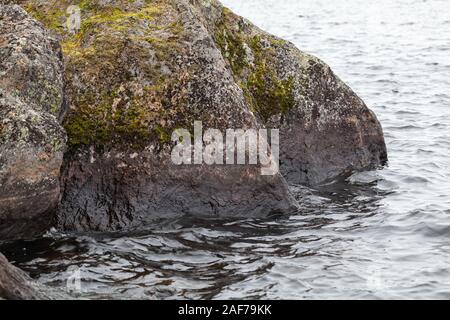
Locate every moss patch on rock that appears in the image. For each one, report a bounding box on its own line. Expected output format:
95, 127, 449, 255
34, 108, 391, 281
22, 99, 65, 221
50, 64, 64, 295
213, 8, 295, 124
22, 0, 185, 152
20, 0, 296, 151
23, 2, 67, 32
245, 35, 295, 123
0, 123, 4, 141
214, 19, 248, 76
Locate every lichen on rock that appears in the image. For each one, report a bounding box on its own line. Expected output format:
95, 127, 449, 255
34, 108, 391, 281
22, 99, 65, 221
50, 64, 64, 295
202, 1, 387, 184
211, 9, 296, 123
23, 0, 185, 151
0, 4, 66, 239
0, 0, 387, 233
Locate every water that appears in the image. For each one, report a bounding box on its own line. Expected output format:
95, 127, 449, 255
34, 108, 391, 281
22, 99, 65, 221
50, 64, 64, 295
1, 0, 450, 299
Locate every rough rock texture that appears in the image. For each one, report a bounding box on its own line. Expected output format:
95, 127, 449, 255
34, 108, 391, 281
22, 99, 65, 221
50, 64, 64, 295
2, 0, 387, 232
59, 153, 293, 230
0, 252, 48, 299
194, 1, 388, 185
2, 0, 296, 232
0, 5, 66, 239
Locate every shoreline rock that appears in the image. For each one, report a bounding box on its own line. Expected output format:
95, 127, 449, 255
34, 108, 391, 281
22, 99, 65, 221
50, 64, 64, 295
0, 5, 67, 240
58, 150, 296, 231
196, 0, 387, 185
0, 252, 49, 299
0, 0, 387, 234
0, 251, 70, 300
0, 0, 388, 299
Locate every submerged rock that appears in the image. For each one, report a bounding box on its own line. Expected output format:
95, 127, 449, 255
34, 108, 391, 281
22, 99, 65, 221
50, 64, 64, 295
1, 0, 387, 232
0, 5, 66, 239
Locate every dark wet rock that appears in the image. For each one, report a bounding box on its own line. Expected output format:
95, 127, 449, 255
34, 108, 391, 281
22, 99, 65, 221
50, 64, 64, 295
196, 1, 388, 185
2, 0, 386, 232
0, 5, 66, 239
0, 252, 48, 299
58, 150, 294, 231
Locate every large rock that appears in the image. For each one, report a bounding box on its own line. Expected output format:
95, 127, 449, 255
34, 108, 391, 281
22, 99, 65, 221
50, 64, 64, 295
3, 0, 386, 232
0, 252, 48, 299
6, 0, 297, 232
194, 1, 387, 185
0, 5, 66, 239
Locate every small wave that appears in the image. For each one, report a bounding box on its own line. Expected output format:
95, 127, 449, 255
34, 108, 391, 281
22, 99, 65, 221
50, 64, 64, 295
397, 124, 425, 130
347, 171, 380, 185
401, 176, 430, 184
415, 148, 435, 154
394, 110, 422, 115
415, 222, 450, 239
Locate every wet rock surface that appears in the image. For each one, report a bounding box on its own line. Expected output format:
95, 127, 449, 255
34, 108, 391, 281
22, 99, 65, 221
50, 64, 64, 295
0, 0, 386, 232
196, 0, 387, 185
0, 252, 47, 299
0, 5, 66, 239
58, 150, 295, 231
0, 0, 388, 300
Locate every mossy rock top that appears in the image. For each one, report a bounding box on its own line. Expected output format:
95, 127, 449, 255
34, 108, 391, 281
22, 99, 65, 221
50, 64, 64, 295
8, 0, 305, 153
5, 0, 379, 158
16, 0, 183, 151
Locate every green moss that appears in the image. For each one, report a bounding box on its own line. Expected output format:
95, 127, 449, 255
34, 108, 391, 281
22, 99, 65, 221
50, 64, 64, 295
213, 11, 296, 124
37, 1, 183, 151
214, 19, 248, 76
24, 0, 162, 33
24, 3, 66, 32
79, 5, 161, 33
154, 124, 171, 144
245, 65, 295, 123
244, 35, 295, 123
78, 0, 96, 10
269, 37, 288, 47
63, 86, 156, 151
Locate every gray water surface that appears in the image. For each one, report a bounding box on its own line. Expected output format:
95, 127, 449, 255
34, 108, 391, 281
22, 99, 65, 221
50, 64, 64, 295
2, 0, 450, 299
